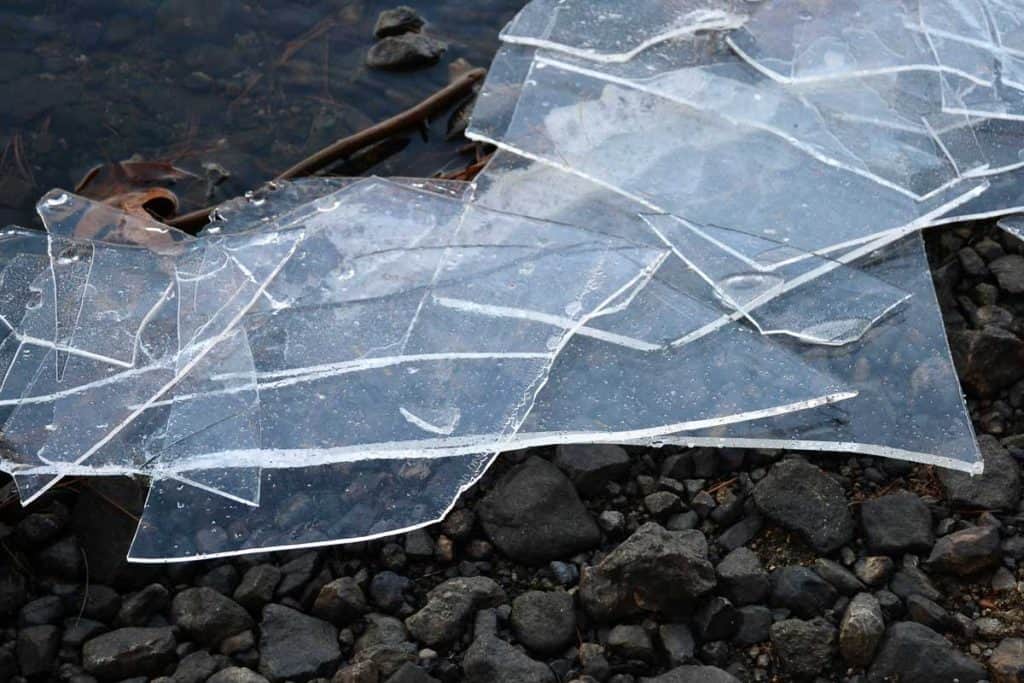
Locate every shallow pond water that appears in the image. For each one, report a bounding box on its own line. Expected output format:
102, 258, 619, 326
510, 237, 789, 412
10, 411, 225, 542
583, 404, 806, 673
0, 0, 524, 227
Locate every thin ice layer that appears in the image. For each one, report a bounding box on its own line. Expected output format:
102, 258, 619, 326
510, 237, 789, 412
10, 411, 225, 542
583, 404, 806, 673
641, 234, 981, 472
466, 53, 988, 262
36, 189, 194, 249
499, 0, 747, 63
124, 234, 977, 561
999, 215, 1024, 240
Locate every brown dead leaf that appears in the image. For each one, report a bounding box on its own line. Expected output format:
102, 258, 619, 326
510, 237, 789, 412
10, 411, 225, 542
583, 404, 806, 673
74, 160, 195, 202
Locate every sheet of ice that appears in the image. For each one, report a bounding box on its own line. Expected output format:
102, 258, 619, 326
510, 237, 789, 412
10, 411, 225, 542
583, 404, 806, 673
466, 52, 989, 263
36, 189, 194, 249
499, 0, 747, 63
124, 233, 979, 562
999, 215, 1024, 240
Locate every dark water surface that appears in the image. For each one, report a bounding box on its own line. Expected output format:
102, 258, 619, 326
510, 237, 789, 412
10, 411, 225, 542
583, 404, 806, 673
0, 0, 523, 227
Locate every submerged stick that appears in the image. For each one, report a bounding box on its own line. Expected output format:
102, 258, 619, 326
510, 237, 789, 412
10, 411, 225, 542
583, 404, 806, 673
168, 67, 486, 232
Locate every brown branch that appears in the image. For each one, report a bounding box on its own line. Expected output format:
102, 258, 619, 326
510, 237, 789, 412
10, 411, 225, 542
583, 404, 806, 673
167, 67, 487, 233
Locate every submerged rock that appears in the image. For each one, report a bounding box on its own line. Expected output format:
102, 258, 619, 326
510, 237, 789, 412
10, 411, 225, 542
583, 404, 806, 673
374, 6, 425, 38
366, 34, 447, 70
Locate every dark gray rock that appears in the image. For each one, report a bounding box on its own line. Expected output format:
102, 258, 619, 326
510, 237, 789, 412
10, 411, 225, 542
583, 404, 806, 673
0, 564, 27, 617
374, 6, 425, 38
860, 492, 934, 555
716, 548, 765, 606
640, 665, 740, 682
579, 523, 715, 621
607, 624, 655, 662
36, 535, 83, 579
14, 505, 68, 545
658, 623, 695, 666
990, 254, 1024, 293
172, 650, 223, 683
233, 565, 281, 612
404, 530, 434, 559
770, 617, 837, 680
694, 597, 739, 642
906, 594, 950, 631
509, 590, 575, 655
478, 456, 601, 564
366, 34, 446, 70
274, 552, 319, 598
839, 593, 885, 668
716, 513, 763, 551
812, 558, 865, 596
926, 525, 1002, 576
258, 604, 340, 682
370, 571, 411, 613
385, 662, 440, 683
18, 595, 64, 626
82, 627, 176, 680
753, 459, 854, 553
939, 435, 1021, 511
17, 624, 61, 678
312, 577, 368, 625
770, 566, 838, 618
171, 587, 253, 647
405, 576, 506, 648
462, 635, 555, 683
208, 667, 269, 683
554, 444, 631, 496
645, 491, 683, 518
70, 584, 121, 623
62, 617, 107, 648
889, 564, 942, 601
868, 622, 986, 682
733, 605, 773, 646
353, 613, 416, 678
949, 326, 1024, 397
117, 584, 170, 627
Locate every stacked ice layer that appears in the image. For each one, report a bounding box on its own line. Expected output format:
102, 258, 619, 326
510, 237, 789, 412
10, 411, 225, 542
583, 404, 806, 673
2, 0, 1023, 561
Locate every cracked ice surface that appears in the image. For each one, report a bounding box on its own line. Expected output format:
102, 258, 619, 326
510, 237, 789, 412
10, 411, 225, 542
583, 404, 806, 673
5, 0, 1024, 561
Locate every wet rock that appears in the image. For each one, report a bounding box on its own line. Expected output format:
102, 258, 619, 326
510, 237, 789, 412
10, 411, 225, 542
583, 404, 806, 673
117, 584, 170, 627
208, 667, 270, 683
405, 576, 506, 648
659, 623, 696, 666
385, 662, 440, 683
579, 522, 715, 621
462, 635, 555, 683
478, 456, 600, 564
939, 435, 1021, 511
990, 254, 1024, 293
645, 491, 682, 518
889, 562, 942, 601
716, 548, 769, 605
860, 491, 934, 555
989, 638, 1024, 683
770, 566, 838, 618
554, 444, 631, 496
258, 604, 340, 682
770, 617, 837, 679
233, 565, 280, 612
510, 590, 575, 655
62, 617, 107, 649
950, 327, 1024, 397
366, 35, 446, 70
839, 593, 885, 668
171, 587, 253, 647
37, 535, 84, 579
640, 666, 740, 682
17, 624, 61, 678
733, 605, 773, 646
926, 525, 1002, 576
82, 627, 176, 680
374, 6, 425, 38
312, 577, 368, 625
15, 505, 68, 545
753, 459, 854, 553
275, 552, 320, 597
868, 622, 986, 682
404, 530, 434, 559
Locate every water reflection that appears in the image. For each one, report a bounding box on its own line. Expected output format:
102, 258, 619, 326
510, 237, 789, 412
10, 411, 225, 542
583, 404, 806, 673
0, 0, 523, 226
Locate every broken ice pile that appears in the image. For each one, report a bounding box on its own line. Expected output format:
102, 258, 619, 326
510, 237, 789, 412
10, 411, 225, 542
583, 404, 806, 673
1, 0, 1023, 561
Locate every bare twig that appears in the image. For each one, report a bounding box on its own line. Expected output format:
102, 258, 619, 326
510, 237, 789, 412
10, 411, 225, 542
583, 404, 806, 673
167, 67, 486, 232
